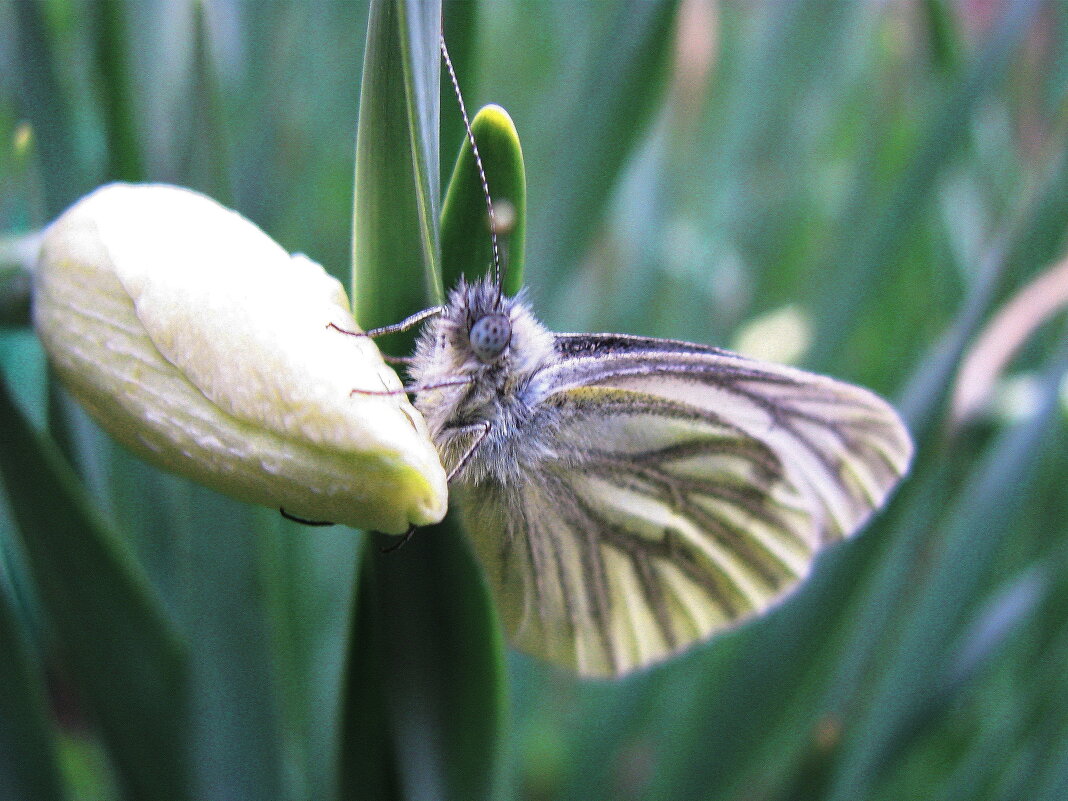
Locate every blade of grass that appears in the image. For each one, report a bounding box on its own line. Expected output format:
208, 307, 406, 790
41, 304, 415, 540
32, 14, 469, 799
644, 234, 1059, 800
339, 541, 401, 801
808, 0, 1043, 369
0, 569, 68, 801
825, 334, 1068, 800
922, 0, 964, 76
534, 0, 678, 300
790, 120, 1068, 801
164, 489, 288, 801
900, 109, 1068, 442
721, 58, 1068, 801
11, 0, 90, 216
174, 0, 233, 205
352, 0, 443, 340
788, 136, 1068, 790
868, 567, 1048, 797
363, 529, 506, 801
0, 375, 192, 801
343, 2, 507, 799
88, 0, 145, 182
795, 93, 1068, 768
258, 516, 360, 801
440, 0, 480, 186
1011, 539, 1068, 801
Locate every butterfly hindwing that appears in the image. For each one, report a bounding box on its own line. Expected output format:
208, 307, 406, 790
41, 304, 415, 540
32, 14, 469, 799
457, 333, 912, 677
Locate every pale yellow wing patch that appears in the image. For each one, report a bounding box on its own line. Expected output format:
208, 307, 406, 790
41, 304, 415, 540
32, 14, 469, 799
458, 335, 912, 677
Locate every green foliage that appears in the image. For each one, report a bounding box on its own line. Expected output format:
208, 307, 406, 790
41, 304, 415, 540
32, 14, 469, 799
1, 1, 1067, 800
440, 104, 527, 295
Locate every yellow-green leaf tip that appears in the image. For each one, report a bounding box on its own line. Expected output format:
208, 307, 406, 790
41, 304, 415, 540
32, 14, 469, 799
474, 104, 515, 131
33, 183, 447, 533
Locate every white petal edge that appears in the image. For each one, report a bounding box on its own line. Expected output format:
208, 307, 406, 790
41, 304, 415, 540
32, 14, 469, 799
33, 183, 447, 533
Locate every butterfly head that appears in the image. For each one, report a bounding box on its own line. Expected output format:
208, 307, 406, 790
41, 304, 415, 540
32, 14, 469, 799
469, 313, 512, 363
454, 277, 521, 368
413, 277, 553, 383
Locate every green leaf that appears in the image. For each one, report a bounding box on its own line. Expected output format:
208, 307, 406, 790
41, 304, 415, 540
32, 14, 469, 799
532, 0, 679, 297
823, 340, 1068, 800
441, 104, 527, 295
342, 4, 507, 799
440, 0, 481, 190
88, 0, 145, 182
347, 532, 506, 801
0, 376, 192, 801
808, 0, 1045, 368
0, 234, 35, 328
352, 0, 443, 340
0, 567, 68, 801
921, 0, 964, 76
898, 124, 1068, 446
10, 0, 91, 216
168, 493, 288, 801
175, 0, 234, 205
258, 517, 360, 801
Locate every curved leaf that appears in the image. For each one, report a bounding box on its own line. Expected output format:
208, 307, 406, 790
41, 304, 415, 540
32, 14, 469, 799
441, 104, 527, 295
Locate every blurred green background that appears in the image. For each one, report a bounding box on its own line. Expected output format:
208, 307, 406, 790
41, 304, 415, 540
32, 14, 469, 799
2, 1, 1068, 800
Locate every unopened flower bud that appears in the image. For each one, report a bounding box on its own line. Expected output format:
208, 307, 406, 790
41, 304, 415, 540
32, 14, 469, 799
34, 183, 447, 533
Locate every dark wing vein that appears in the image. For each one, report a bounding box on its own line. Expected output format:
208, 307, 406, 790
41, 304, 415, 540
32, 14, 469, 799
457, 333, 912, 677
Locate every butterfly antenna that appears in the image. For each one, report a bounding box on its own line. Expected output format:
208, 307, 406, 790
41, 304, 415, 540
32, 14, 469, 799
440, 34, 505, 307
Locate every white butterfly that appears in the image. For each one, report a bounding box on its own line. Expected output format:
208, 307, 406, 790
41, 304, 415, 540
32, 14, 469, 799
399, 274, 912, 677
333, 37, 913, 677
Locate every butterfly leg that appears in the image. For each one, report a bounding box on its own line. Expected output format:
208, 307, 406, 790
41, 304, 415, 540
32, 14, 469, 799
326, 305, 445, 340
349, 377, 472, 398
379, 422, 490, 554
327, 307, 444, 365
380, 524, 417, 553
280, 507, 335, 526
445, 421, 493, 483
281, 510, 420, 553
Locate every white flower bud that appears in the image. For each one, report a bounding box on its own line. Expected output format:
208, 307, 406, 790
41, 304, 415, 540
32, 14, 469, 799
33, 183, 447, 533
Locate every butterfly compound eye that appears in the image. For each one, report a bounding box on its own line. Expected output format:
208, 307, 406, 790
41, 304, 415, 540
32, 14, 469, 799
469, 314, 512, 363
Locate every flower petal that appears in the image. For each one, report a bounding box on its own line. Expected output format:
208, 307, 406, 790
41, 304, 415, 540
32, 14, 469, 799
33, 183, 447, 533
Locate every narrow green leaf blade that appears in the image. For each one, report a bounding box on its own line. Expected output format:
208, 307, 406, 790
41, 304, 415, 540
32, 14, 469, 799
532, 0, 679, 292
826, 341, 1068, 800
342, 4, 507, 799
0, 571, 68, 801
175, 0, 234, 206
258, 518, 360, 801
808, 0, 1044, 368
88, 0, 145, 182
10, 0, 91, 216
0, 377, 192, 801
352, 0, 443, 336
364, 531, 506, 801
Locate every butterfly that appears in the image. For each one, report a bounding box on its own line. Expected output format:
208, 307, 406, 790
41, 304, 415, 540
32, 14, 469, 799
345, 37, 912, 678
402, 275, 911, 677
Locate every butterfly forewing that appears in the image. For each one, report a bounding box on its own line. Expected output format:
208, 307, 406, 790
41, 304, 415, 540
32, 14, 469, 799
456, 332, 912, 677
547, 334, 912, 537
